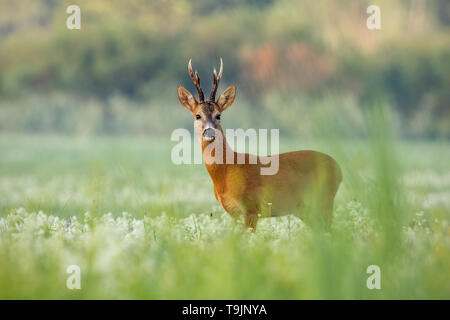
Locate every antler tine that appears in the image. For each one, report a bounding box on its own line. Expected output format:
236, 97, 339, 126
188, 59, 204, 102
209, 58, 223, 101
217, 57, 223, 81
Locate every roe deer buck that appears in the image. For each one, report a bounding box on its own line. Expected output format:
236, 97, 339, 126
177, 59, 342, 230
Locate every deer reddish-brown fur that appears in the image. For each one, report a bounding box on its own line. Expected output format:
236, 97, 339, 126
177, 59, 342, 230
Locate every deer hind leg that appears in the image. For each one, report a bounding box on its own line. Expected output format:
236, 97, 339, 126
244, 212, 259, 231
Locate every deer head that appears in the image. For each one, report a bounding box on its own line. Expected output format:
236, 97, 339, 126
177, 58, 236, 143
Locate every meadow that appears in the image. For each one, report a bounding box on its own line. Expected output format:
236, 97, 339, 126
0, 132, 449, 299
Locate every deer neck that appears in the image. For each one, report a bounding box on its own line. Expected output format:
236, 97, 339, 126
201, 128, 235, 188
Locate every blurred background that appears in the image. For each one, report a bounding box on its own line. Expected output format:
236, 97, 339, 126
0, 0, 449, 138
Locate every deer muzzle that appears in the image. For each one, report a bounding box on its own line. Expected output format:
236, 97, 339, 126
203, 128, 216, 142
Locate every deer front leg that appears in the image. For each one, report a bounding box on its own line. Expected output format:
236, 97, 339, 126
244, 212, 259, 231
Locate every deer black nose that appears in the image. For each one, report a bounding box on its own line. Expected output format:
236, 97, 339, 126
203, 128, 216, 142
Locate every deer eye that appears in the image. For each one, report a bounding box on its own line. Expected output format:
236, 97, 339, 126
215, 114, 221, 120
196, 114, 201, 120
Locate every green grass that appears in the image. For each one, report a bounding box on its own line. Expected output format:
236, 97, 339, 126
0, 133, 449, 299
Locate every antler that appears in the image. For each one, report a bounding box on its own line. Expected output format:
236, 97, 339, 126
209, 58, 223, 102
188, 59, 204, 102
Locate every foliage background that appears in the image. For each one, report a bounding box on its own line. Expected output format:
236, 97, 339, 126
0, 0, 449, 138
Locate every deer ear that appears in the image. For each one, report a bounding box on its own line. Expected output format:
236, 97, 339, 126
178, 85, 198, 111
216, 85, 236, 112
